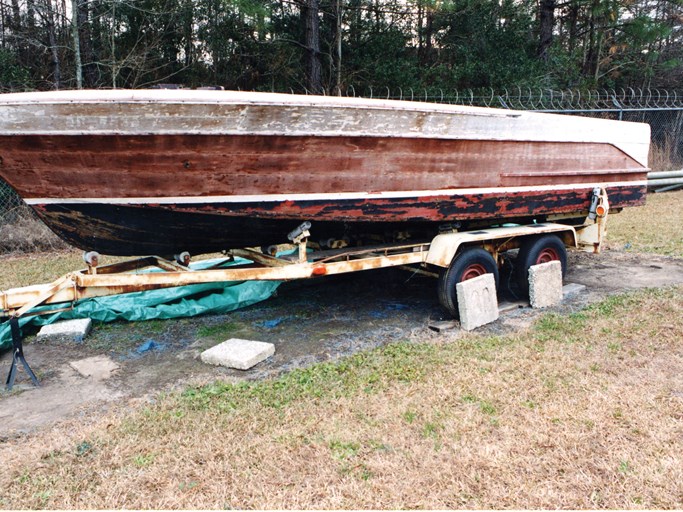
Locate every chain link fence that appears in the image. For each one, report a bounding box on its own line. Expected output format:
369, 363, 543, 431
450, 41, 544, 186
0, 180, 66, 252
1, 87, 681, 235
0, 180, 30, 223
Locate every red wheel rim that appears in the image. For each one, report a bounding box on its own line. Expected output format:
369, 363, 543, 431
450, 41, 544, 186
536, 247, 560, 264
460, 263, 487, 282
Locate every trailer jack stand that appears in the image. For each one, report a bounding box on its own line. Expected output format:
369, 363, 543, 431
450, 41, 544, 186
5, 316, 39, 391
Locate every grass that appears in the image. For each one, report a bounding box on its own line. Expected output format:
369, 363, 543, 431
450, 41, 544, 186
195, 321, 243, 341
1, 286, 681, 509
0, 209, 69, 255
0, 251, 88, 290
607, 189, 683, 257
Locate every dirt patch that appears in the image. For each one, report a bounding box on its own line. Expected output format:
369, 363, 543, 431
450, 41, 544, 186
1, 248, 683, 439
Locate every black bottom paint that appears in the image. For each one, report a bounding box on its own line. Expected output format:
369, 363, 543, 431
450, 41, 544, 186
33, 186, 645, 256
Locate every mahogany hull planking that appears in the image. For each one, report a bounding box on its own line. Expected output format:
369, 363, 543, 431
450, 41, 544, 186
0, 90, 650, 255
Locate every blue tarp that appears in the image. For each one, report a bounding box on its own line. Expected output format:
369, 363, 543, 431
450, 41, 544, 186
0, 257, 281, 352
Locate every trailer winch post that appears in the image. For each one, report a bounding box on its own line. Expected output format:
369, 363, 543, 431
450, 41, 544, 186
575, 187, 610, 253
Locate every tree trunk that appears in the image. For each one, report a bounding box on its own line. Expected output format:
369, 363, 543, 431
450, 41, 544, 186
423, 9, 433, 67
302, 0, 322, 94
10, 0, 20, 31
111, 0, 117, 88
0, 1, 5, 47
27, 0, 35, 32
44, 0, 61, 89
333, 0, 343, 92
582, 3, 597, 77
417, 1, 423, 63
72, 0, 82, 88
183, 0, 193, 67
567, 0, 579, 53
78, 0, 97, 87
537, 0, 555, 62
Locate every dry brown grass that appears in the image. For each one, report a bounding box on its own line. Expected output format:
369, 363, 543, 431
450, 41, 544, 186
1, 287, 681, 509
649, 136, 680, 172
607, 190, 683, 257
0, 208, 70, 255
0, 251, 88, 291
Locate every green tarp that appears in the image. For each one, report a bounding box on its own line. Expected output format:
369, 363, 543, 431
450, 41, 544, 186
0, 257, 281, 352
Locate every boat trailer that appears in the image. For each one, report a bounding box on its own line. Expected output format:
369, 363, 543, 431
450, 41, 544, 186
1, 188, 610, 389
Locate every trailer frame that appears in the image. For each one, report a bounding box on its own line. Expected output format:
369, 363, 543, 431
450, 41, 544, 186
1, 188, 611, 389
0, 187, 610, 320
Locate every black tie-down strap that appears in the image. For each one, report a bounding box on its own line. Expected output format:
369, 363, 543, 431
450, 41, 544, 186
5, 316, 40, 391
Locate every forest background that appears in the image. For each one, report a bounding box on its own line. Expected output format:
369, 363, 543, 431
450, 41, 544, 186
0, 0, 682, 94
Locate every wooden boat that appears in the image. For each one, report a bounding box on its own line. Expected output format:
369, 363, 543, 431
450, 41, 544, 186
0, 89, 650, 256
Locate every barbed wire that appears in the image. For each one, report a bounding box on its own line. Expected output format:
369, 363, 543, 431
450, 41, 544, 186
302, 86, 683, 111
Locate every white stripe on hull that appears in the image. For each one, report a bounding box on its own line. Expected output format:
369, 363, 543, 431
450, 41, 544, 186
25, 181, 648, 206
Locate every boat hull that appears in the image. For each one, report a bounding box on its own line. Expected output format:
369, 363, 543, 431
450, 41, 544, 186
0, 90, 650, 255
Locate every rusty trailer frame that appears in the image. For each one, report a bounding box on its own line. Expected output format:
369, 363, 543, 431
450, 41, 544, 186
2, 198, 611, 390
0, 223, 606, 321
1, 180, 612, 391
0, 188, 610, 321
0, 243, 432, 319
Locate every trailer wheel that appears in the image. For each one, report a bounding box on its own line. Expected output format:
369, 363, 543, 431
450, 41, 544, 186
438, 247, 499, 318
515, 234, 567, 296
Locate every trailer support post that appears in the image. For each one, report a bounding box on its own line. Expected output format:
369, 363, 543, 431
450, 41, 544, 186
5, 316, 40, 391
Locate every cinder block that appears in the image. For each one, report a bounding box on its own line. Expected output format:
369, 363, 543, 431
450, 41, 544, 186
529, 261, 563, 308
200, 338, 275, 370
37, 318, 92, 343
69, 355, 120, 380
456, 273, 499, 331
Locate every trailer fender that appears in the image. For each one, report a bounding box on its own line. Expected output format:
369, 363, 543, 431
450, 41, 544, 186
425, 224, 578, 269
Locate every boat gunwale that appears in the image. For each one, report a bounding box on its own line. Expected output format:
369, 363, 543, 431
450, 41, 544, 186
0, 89, 649, 127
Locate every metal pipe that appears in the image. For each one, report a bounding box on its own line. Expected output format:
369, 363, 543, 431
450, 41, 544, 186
653, 184, 683, 193
646, 177, 683, 186
647, 170, 683, 179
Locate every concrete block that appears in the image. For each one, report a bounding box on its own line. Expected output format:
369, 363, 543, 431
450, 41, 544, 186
563, 282, 587, 298
69, 356, 120, 380
529, 261, 563, 308
456, 273, 499, 331
37, 318, 92, 343
200, 338, 275, 370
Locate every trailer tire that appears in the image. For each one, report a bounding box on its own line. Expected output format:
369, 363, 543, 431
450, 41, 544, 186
515, 234, 567, 297
438, 247, 499, 318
